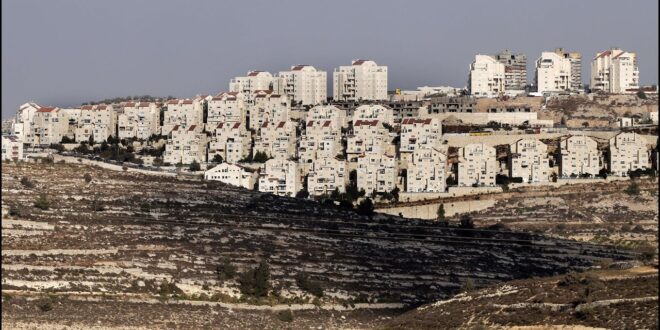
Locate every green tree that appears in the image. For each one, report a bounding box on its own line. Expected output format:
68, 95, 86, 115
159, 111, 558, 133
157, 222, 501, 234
34, 194, 50, 210
459, 214, 474, 229
296, 189, 309, 199
212, 154, 223, 163
238, 260, 271, 297
189, 160, 201, 172
437, 204, 446, 221
356, 198, 374, 217
624, 179, 640, 195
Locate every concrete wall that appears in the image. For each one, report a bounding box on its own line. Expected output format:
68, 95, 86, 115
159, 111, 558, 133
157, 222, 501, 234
378, 199, 498, 220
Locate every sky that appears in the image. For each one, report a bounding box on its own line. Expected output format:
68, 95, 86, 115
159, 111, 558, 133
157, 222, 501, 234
2, 0, 658, 119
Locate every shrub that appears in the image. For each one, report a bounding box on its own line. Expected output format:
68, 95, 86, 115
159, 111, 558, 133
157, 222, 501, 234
216, 258, 237, 281
278, 309, 293, 323
90, 198, 105, 212
122, 166, 128, 172
356, 198, 374, 217
37, 299, 53, 312
459, 214, 474, 229
295, 189, 309, 199
84, 173, 92, 183
158, 281, 183, 297
238, 260, 270, 297
436, 204, 445, 221
34, 194, 50, 210
20, 176, 35, 189
189, 160, 201, 172
624, 180, 640, 195
296, 273, 324, 297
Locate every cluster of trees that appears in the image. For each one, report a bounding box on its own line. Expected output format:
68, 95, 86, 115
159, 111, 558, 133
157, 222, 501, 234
81, 95, 175, 106
239, 151, 271, 163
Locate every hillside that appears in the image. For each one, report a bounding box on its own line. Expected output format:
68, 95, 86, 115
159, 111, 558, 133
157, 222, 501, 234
382, 265, 658, 329
0, 161, 639, 328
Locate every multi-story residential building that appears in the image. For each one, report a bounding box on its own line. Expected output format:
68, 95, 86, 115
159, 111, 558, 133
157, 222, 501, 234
608, 132, 649, 176
259, 158, 301, 197
559, 135, 600, 177
495, 49, 527, 91
468, 55, 505, 98
307, 156, 347, 196
59, 108, 83, 141
204, 163, 258, 190
13, 103, 41, 142
2, 117, 15, 135
346, 119, 390, 161
554, 48, 582, 91
333, 60, 388, 101
162, 98, 205, 135
163, 124, 208, 165
254, 120, 297, 159
426, 96, 477, 114
207, 121, 251, 164
387, 100, 425, 120
249, 91, 290, 130
207, 92, 246, 127
2, 135, 23, 161
357, 152, 398, 196
31, 107, 68, 145
406, 146, 447, 192
351, 104, 394, 126
591, 48, 639, 93
508, 139, 550, 183
399, 118, 442, 156
307, 105, 348, 128
535, 52, 572, 93
229, 71, 274, 103
117, 102, 160, 140
298, 119, 342, 163
273, 65, 327, 106
457, 143, 497, 186
76, 104, 117, 142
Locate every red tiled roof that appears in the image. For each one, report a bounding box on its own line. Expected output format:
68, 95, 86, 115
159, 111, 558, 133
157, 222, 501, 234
402, 118, 432, 125
277, 121, 285, 128
188, 125, 197, 131
232, 122, 240, 129
167, 100, 179, 105
307, 121, 314, 127
262, 122, 269, 128
323, 121, 331, 127
354, 119, 379, 127
97, 105, 108, 110
182, 100, 193, 105
217, 123, 225, 129
172, 125, 180, 131
291, 65, 308, 71
247, 71, 263, 76
352, 59, 367, 65
138, 102, 150, 107
596, 50, 611, 59
37, 107, 57, 113
125, 102, 135, 107
81, 105, 93, 110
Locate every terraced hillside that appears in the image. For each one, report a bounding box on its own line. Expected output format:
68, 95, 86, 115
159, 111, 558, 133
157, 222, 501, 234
1, 161, 638, 328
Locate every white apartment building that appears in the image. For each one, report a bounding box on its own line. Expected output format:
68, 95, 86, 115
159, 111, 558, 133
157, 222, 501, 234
31, 107, 68, 146
259, 158, 301, 197
554, 48, 583, 91
162, 98, 205, 135
559, 135, 600, 177
535, 52, 572, 93
2, 135, 23, 161
13, 103, 41, 142
254, 120, 297, 159
469, 55, 505, 98
406, 147, 447, 193
207, 92, 246, 127
357, 152, 398, 196
608, 132, 649, 176
399, 118, 442, 156
76, 104, 117, 142
351, 104, 394, 126
308, 105, 348, 128
249, 91, 290, 130
591, 48, 639, 93
307, 156, 347, 196
229, 71, 274, 103
59, 108, 82, 141
163, 124, 208, 165
457, 143, 497, 187
346, 119, 389, 161
508, 139, 550, 183
204, 163, 258, 190
273, 65, 327, 106
299, 116, 343, 163
117, 102, 160, 140
333, 60, 388, 101
208, 121, 251, 164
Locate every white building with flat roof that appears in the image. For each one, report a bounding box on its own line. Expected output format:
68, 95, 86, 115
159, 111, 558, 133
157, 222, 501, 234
346, 119, 390, 161
559, 135, 600, 177
591, 48, 639, 94
274, 65, 327, 106
2, 135, 23, 161
400, 117, 442, 156
469, 55, 505, 98
307, 157, 347, 196
259, 158, 301, 197
229, 71, 274, 103
535, 52, 572, 93
162, 98, 205, 135
205, 163, 258, 190
457, 143, 497, 187
249, 91, 290, 130
333, 60, 388, 101
352, 104, 394, 126
308, 105, 348, 128
608, 132, 649, 176
13, 103, 41, 142
357, 152, 398, 196
407, 147, 447, 193
31, 107, 68, 145
76, 104, 117, 143
508, 139, 550, 183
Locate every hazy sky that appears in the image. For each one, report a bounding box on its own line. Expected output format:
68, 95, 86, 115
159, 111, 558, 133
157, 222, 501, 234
2, 0, 658, 119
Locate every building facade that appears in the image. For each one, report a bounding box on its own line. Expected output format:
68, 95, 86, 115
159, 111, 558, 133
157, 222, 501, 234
254, 120, 297, 159
229, 71, 274, 103
357, 152, 398, 196
495, 49, 527, 91
207, 121, 251, 164
554, 48, 582, 91
259, 158, 301, 197
273, 65, 327, 106
76, 104, 117, 142
406, 147, 447, 192
162, 98, 205, 135
207, 92, 246, 127
163, 124, 208, 165
307, 156, 347, 196
117, 102, 160, 140
559, 135, 600, 177
469, 55, 505, 98
31, 107, 68, 145
2, 135, 23, 161
608, 132, 649, 176
535, 52, 572, 93
508, 139, 550, 183
591, 48, 639, 93
204, 163, 258, 190
249, 91, 290, 130
333, 60, 388, 101
457, 143, 497, 186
